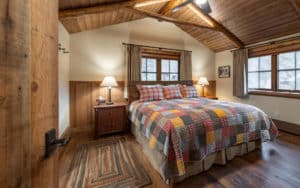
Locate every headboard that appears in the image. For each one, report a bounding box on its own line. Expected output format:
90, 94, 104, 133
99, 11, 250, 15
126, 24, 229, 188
128, 80, 193, 104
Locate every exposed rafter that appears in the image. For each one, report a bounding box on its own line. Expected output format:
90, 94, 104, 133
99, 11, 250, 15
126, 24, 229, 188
158, 0, 182, 15
59, 0, 169, 19
189, 3, 244, 48
128, 7, 216, 31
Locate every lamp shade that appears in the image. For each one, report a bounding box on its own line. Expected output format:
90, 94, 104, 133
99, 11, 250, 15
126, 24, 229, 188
198, 77, 209, 86
101, 76, 118, 87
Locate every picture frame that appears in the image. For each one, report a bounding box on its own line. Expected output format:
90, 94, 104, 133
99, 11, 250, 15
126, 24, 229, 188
218, 65, 230, 78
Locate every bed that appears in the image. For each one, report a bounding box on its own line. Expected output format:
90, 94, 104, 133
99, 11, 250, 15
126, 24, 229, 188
128, 81, 278, 184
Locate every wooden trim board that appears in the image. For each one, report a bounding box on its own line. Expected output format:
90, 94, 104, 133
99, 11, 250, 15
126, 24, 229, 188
273, 119, 300, 136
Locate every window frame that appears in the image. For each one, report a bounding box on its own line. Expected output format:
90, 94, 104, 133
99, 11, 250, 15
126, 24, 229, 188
141, 57, 158, 81
247, 56, 272, 91
248, 49, 300, 99
140, 54, 180, 81
277, 51, 300, 93
161, 59, 179, 81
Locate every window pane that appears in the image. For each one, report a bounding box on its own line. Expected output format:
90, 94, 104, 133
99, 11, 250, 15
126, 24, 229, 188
248, 58, 259, 71
278, 52, 295, 70
161, 60, 169, 72
141, 73, 146, 81
161, 73, 170, 81
278, 71, 295, 90
170, 60, 178, 73
147, 73, 156, 81
170, 74, 178, 81
248, 72, 258, 89
297, 51, 300, 68
259, 56, 271, 71
259, 72, 271, 89
141, 59, 146, 72
147, 59, 156, 72
297, 70, 300, 90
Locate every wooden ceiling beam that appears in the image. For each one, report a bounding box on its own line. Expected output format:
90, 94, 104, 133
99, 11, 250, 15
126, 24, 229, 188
128, 7, 216, 31
59, 0, 166, 19
189, 3, 244, 48
158, 0, 182, 15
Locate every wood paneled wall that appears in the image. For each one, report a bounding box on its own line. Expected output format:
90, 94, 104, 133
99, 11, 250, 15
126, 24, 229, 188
30, 0, 58, 187
70, 81, 126, 132
0, 1, 31, 187
70, 80, 216, 132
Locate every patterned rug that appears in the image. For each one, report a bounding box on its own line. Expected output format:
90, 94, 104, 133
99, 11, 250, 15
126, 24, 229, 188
66, 136, 151, 188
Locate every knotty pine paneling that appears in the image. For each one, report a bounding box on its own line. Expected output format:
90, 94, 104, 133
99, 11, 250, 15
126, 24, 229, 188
70, 81, 126, 132
60, 0, 300, 52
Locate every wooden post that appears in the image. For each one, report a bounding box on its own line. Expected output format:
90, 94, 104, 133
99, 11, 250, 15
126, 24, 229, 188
0, 0, 31, 187
30, 0, 59, 187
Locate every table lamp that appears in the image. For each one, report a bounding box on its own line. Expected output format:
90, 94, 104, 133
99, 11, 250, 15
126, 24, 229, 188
101, 76, 118, 105
198, 77, 209, 97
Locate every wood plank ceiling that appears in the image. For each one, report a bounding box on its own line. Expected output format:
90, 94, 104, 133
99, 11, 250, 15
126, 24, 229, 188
59, 0, 300, 52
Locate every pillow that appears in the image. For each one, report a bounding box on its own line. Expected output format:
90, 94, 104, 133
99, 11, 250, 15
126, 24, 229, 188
137, 85, 164, 102
163, 85, 183, 99
180, 85, 199, 98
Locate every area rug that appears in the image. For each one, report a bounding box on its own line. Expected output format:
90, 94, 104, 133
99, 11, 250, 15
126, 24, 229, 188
66, 136, 151, 188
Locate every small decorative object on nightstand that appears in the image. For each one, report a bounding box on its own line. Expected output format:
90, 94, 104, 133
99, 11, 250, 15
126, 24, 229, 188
101, 76, 118, 105
198, 77, 209, 97
94, 102, 127, 138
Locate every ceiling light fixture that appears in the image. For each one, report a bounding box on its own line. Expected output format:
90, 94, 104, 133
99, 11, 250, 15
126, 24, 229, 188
195, 0, 207, 5
134, 0, 170, 8
188, 4, 214, 27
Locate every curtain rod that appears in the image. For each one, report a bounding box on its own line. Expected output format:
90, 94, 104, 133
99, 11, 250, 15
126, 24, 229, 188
230, 35, 300, 52
122, 42, 192, 53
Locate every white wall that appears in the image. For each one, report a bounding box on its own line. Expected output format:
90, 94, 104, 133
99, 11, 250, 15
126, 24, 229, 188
216, 50, 300, 125
58, 22, 70, 137
70, 18, 215, 81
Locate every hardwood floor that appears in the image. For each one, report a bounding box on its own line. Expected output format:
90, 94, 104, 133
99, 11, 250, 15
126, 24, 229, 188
59, 131, 300, 188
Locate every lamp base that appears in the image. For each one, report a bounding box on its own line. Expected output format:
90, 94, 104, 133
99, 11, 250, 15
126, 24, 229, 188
106, 101, 114, 105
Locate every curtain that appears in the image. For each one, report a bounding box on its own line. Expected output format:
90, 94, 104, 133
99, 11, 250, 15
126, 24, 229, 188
180, 51, 192, 80
123, 44, 141, 98
233, 48, 248, 97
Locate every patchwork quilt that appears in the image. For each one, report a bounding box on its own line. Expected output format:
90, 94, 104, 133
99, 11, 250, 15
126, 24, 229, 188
129, 98, 278, 179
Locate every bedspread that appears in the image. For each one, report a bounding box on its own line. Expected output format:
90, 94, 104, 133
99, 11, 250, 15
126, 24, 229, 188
129, 98, 278, 179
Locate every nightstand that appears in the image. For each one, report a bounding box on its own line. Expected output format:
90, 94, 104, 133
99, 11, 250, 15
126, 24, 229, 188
94, 102, 127, 138
205, 96, 218, 100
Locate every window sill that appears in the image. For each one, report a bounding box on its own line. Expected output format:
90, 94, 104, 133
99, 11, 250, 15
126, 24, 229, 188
248, 90, 300, 99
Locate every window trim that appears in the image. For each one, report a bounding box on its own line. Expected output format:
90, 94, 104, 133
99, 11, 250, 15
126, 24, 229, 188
248, 49, 300, 98
248, 56, 272, 90
141, 57, 158, 81
161, 59, 180, 81
141, 55, 180, 81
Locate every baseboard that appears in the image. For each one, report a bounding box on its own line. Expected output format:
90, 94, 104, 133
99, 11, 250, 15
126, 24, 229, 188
273, 119, 300, 136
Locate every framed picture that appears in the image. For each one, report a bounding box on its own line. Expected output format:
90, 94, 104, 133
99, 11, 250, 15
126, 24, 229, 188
218, 65, 230, 78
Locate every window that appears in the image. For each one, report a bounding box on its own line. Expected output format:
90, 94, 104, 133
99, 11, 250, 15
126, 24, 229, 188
248, 55, 272, 89
278, 51, 300, 91
247, 49, 300, 98
141, 56, 180, 81
161, 59, 179, 81
141, 58, 157, 81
